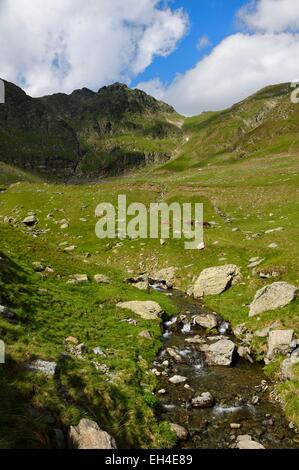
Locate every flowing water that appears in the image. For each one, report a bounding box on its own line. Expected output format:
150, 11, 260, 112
154, 289, 299, 449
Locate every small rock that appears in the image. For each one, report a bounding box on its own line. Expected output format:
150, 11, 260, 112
158, 389, 166, 395
194, 312, 218, 329
94, 274, 112, 284
169, 375, 187, 384
236, 435, 265, 450
67, 274, 88, 285
169, 423, 188, 441
192, 392, 215, 408
138, 330, 152, 339
230, 423, 242, 429
32, 261, 44, 272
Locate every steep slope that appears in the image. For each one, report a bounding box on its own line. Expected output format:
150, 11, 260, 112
161, 82, 298, 172
0, 81, 183, 181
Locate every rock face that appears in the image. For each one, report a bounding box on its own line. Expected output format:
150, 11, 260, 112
192, 265, 241, 298
150, 267, 177, 289
249, 282, 297, 317
68, 419, 117, 449
200, 339, 236, 366
267, 329, 295, 361
236, 435, 265, 450
191, 392, 215, 408
117, 301, 163, 320
0, 80, 178, 180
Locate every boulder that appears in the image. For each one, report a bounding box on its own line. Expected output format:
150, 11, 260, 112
22, 215, 39, 227
94, 274, 112, 284
192, 265, 241, 298
166, 347, 183, 362
169, 423, 188, 441
67, 274, 88, 285
236, 435, 265, 450
194, 313, 218, 329
150, 267, 177, 289
134, 281, 149, 291
200, 338, 236, 366
169, 375, 187, 384
32, 261, 45, 272
68, 419, 117, 449
249, 282, 297, 317
280, 357, 299, 380
267, 330, 295, 361
191, 392, 215, 408
117, 301, 163, 320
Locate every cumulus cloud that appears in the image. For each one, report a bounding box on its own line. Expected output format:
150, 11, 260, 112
238, 0, 299, 33
0, 0, 188, 96
137, 0, 299, 115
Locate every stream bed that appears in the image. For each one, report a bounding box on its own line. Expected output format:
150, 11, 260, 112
154, 289, 299, 449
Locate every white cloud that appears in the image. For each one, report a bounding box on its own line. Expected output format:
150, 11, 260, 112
138, 1, 299, 115
136, 77, 167, 100
0, 0, 188, 96
197, 35, 211, 50
239, 0, 299, 33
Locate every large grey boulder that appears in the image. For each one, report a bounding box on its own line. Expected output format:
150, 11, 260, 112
249, 282, 297, 317
68, 419, 117, 449
150, 267, 177, 288
199, 338, 236, 366
267, 330, 295, 361
280, 356, 299, 380
192, 265, 241, 298
117, 301, 163, 320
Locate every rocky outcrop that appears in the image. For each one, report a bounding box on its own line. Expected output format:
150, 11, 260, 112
117, 300, 163, 320
249, 282, 297, 317
68, 419, 117, 449
191, 265, 241, 298
0, 80, 178, 180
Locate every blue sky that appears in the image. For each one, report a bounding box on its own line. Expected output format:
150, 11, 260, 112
132, 0, 248, 88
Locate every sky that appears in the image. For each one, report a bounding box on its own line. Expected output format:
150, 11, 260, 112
1, 0, 299, 115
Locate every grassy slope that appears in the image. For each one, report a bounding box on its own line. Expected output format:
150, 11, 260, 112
0, 83, 298, 445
